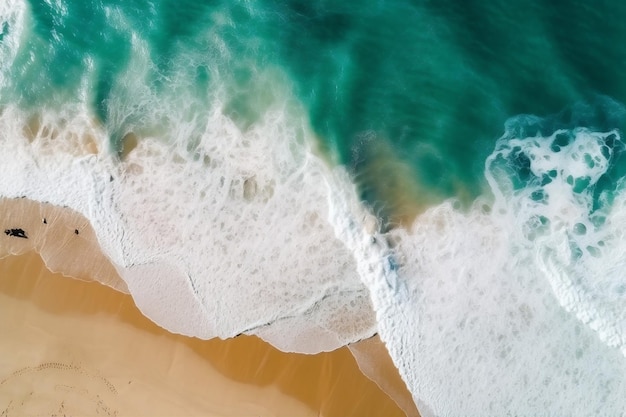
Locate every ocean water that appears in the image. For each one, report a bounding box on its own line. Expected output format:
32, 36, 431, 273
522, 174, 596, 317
1, 0, 626, 415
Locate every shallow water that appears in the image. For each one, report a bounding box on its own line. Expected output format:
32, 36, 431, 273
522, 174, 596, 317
0, 251, 407, 416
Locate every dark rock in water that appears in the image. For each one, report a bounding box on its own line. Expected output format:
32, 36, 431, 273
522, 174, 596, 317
4, 228, 28, 239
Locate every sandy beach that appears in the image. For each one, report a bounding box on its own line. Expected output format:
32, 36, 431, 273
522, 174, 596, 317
0, 197, 415, 416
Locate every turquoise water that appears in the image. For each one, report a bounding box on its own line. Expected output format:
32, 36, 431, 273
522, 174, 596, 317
4, 0, 626, 222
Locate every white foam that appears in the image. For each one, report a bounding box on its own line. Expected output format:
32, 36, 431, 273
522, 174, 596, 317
111, 104, 377, 352
0, 95, 377, 353
0, 1, 378, 353
328, 124, 626, 415
0, 0, 26, 91
486, 128, 626, 354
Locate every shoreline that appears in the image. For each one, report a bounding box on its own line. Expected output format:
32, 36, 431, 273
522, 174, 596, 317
0, 196, 417, 416
0, 250, 409, 416
0, 197, 128, 293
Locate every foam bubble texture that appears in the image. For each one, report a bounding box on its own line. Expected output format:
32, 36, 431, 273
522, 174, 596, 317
486, 127, 626, 353
326, 123, 626, 415
113, 105, 376, 352
0, 2, 377, 353
0, 0, 25, 91
0, 100, 377, 353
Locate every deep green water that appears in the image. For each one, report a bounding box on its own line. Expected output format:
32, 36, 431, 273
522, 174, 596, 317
3, 0, 626, 222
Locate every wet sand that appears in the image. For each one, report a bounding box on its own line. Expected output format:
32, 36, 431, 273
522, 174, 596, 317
0, 197, 417, 416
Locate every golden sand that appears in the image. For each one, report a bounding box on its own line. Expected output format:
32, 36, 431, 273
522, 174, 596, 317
0, 197, 418, 416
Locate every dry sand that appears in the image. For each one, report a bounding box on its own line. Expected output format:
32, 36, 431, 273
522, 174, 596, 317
0, 197, 418, 416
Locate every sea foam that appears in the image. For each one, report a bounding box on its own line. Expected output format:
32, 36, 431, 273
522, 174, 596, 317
0, 0, 23, 91
335, 112, 626, 416
0, 98, 379, 353
0, 0, 378, 353
486, 124, 626, 354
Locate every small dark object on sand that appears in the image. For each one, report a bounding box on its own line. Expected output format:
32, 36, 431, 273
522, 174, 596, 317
5, 228, 28, 239
42, 218, 47, 224
74, 229, 79, 235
